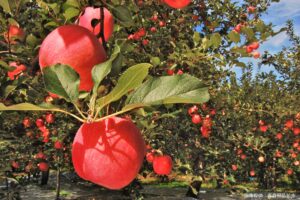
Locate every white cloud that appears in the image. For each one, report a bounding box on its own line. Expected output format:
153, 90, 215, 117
268, 0, 300, 18
263, 31, 288, 49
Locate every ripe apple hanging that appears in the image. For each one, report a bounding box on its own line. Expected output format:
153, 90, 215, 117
78, 7, 114, 43
72, 117, 146, 189
39, 25, 107, 91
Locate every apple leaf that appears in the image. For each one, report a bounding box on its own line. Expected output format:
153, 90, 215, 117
210, 33, 222, 49
96, 63, 151, 110
92, 45, 120, 94
0, 102, 84, 122
63, 7, 80, 21
0, 102, 61, 111
125, 74, 210, 107
228, 31, 240, 43
0, 0, 11, 14
111, 5, 134, 27
42, 64, 80, 103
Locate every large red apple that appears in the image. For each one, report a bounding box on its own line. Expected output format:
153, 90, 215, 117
72, 117, 146, 190
153, 155, 173, 175
39, 25, 107, 91
4, 25, 25, 44
164, 0, 191, 9
78, 7, 114, 42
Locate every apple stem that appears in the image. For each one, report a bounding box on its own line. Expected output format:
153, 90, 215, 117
97, 6, 108, 51
73, 103, 88, 120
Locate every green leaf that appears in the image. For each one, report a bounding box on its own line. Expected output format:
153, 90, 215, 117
193, 32, 201, 45
111, 5, 133, 27
96, 63, 151, 110
125, 74, 210, 108
210, 33, 222, 48
0, 102, 60, 111
64, 7, 80, 21
0, 0, 11, 14
0, 60, 14, 71
92, 46, 120, 94
42, 64, 80, 102
242, 27, 254, 40
3, 76, 29, 98
0, 102, 84, 122
63, 0, 80, 8
228, 31, 240, 43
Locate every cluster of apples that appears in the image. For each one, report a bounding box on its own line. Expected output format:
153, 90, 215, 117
188, 104, 215, 138
233, 5, 261, 59
146, 146, 173, 176
11, 151, 49, 173
23, 113, 56, 143
2, 25, 28, 80
11, 114, 66, 174
128, 0, 191, 46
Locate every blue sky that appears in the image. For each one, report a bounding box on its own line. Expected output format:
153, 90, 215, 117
234, 0, 300, 77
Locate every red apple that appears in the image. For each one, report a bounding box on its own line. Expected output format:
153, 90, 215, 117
146, 152, 155, 163
275, 150, 283, 158
231, 164, 238, 171
35, 118, 44, 127
164, 0, 191, 9
159, 21, 166, 27
293, 127, 300, 135
4, 25, 25, 44
150, 27, 157, 33
38, 162, 49, 171
54, 141, 63, 149
137, 28, 146, 37
78, 7, 114, 42
210, 109, 216, 116
203, 115, 212, 127
176, 69, 184, 75
11, 161, 19, 169
72, 117, 146, 189
39, 25, 107, 91
153, 155, 172, 175
259, 125, 268, 132
250, 170, 255, 176
7, 62, 27, 80
142, 39, 149, 46
249, 42, 259, 50
192, 114, 202, 124
151, 14, 158, 22
284, 119, 294, 129
276, 133, 283, 140
188, 105, 198, 116
240, 154, 247, 160
252, 51, 260, 59
287, 168, 293, 175
200, 126, 211, 138
247, 6, 256, 13
234, 24, 242, 33
166, 69, 174, 75
22, 117, 31, 128
45, 113, 55, 124
36, 152, 46, 159
246, 46, 253, 53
